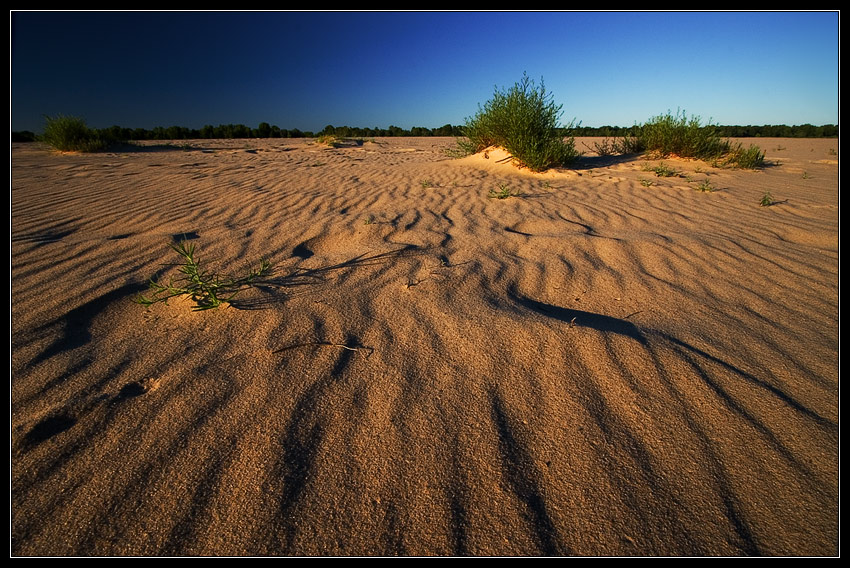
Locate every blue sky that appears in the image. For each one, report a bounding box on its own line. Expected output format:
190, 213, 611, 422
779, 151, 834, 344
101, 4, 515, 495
11, 11, 839, 134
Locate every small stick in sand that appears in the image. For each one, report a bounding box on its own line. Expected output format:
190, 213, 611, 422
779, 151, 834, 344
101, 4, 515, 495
273, 341, 374, 359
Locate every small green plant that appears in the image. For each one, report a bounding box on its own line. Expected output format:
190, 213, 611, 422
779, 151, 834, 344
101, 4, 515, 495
488, 183, 519, 199
639, 178, 654, 187
802, 171, 810, 179
646, 162, 678, 177
315, 134, 343, 147
695, 179, 715, 192
420, 179, 436, 189
40, 114, 109, 152
457, 73, 580, 172
363, 214, 375, 225
760, 191, 774, 207
136, 241, 272, 310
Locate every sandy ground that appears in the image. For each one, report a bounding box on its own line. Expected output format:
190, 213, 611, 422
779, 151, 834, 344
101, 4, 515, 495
10, 136, 838, 556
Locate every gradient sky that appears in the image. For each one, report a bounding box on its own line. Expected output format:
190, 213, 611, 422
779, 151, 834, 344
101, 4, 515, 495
10, 10, 840, 134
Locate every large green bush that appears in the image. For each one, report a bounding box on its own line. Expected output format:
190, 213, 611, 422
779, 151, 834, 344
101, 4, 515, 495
40, 115, 109, 152
458, 74, 580, 172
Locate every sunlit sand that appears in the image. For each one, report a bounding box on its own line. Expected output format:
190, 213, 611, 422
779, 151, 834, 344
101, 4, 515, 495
11, 136, 838, 556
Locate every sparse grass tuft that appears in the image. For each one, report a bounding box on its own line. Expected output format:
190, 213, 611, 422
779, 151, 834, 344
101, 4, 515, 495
643, 162, 679, 177
695, 179, 715, 192
760, 191, 774, 207
136, 241, 272, 311
488, 183, 520, 199
457, 73, 580, 172
40, 115, 110, 152
315, 134, 343, 147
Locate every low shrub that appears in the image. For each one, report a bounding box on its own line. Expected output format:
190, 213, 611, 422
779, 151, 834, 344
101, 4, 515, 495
40, 115, 109, 152
637, 109, 730, 160
633, 109, 764, 169
458, 73, 580, 172
724, 142, 765, 169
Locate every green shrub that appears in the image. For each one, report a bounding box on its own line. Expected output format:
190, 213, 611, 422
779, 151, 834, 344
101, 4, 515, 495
724, 142, 765, 169
40, 114, 109, 152
458, 73, 580, 172
637, 109, 730, 160
634, 109, 764, 169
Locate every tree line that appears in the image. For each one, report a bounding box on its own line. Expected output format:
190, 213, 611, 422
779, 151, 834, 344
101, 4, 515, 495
11, 122, 466, 143
567, 123, 837, 138
11, 121, 836, 143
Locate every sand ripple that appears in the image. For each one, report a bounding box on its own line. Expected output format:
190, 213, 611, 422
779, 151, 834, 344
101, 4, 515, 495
11, 137, 837, 556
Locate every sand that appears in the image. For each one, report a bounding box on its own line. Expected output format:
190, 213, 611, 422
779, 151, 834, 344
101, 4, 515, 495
10, 136, 838, 556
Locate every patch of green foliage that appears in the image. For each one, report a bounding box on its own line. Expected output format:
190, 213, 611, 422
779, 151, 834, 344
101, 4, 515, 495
642, 161, 680, 178
488, 183, 520, 199
315, 134, 344, 147
636, 109, 729, 160
630, 109, 764, 169
724, 142, 765, 169
622, 111, 764, 169
457, 73, 580, 172
136, 241, 272, 311
40, 114, 110, 152
695, 179, 715, 192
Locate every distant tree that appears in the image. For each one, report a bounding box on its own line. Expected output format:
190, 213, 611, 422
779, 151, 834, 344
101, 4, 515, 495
12, 130, 37, 142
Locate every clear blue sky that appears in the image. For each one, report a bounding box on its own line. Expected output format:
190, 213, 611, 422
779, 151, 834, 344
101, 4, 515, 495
11, 10, 839, 134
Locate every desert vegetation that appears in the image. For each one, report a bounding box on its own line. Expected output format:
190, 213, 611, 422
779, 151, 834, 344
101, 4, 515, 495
456, 74, 580, 172
623, 110, 766, 169
135, 241, 272, 311
39, 115, 112, 153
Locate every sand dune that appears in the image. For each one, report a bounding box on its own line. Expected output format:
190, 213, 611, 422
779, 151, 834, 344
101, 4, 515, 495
11, 136, 838, 556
